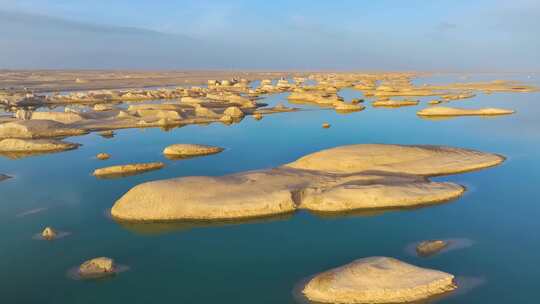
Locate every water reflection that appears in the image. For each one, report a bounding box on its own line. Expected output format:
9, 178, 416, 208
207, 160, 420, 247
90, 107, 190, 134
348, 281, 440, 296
113, 212, 295, 236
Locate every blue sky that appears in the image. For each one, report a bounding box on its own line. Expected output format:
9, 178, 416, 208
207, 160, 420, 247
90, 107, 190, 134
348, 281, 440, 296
0, 0, 538, 71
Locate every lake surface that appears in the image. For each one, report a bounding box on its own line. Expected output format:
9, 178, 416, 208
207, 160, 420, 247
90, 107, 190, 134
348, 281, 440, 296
1, 74, 539, 303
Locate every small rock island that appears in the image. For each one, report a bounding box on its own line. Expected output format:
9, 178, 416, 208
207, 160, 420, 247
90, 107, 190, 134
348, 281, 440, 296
302, 256, 457, 303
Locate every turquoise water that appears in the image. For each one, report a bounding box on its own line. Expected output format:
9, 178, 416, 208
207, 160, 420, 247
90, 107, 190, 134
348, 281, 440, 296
1, 75, 539, 303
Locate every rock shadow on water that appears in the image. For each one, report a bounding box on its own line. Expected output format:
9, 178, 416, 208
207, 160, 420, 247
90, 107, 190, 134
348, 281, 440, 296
109, 210, 294, 236
405, 238, 475, 257
292, 273, 485, 304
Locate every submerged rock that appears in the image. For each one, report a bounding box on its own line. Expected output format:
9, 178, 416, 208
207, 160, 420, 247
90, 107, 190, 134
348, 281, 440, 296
0, 138, 80, 152
163, 144, 224, 158
417, 106, 515, 117
93, 162, 165, 178
416, 240, 449, 257
0, 120, 87, 139
78, 257, 116, 279
111, 144, 504, 221
302, 257, 457, 304
96, 153, 111, 160
41, 227, 58, 240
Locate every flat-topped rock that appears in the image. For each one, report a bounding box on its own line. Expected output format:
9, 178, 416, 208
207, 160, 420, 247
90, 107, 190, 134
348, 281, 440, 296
334, 102, 365, 112
30, 111, 85, 124
417, 106, 515, 117
98, 130, 115, 138
93, 162, 164, 178
78, 257, 116, 279
302, 257, 457, 304
0, 138, 80, 152
373, 99, 419, 107
285, 144, 504, 176
163, 144, 224, 158
112, 144, 504, 221
0, 120, 87, 139
416, 240, 449, 257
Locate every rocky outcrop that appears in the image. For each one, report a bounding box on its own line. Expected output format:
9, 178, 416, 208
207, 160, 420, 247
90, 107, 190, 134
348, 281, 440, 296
416, 240, 448, 257
78, 257, 116, 279
417, 106, 515, 117
96, 153, 111, 160
223, 106, 244, 118
111, 144, 504, 221
302, 257, 457, 303
0, 120, 87, 139
98, 130, 115, 138
30, 112, 85, 124
93, 162, 165, 178
163, 144, 224, 158
41, 227, 58, 240
0, 138, 80, 152
334, 101, 365, 112
93, 104, 114, 111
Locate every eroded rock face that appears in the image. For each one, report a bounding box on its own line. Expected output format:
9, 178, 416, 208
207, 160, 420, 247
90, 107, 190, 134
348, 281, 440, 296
417, 106, 515, 117
30, 112, 85, 124
416, 240, 449, 257
93, 162, 165, 178
163, 144, 224, 158
0, 120, 87, 139
223, 106, 244, 118
78, 257, 116, 279
0, 138, 80, 152
111, 144, 504, 221
302, 257, 457, 304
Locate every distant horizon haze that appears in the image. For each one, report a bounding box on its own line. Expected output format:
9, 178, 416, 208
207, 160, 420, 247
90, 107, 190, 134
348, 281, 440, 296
0, 0, 538, 72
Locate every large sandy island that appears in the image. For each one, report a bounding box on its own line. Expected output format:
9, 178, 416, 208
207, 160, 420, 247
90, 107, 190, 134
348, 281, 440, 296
111, 144, 504, 221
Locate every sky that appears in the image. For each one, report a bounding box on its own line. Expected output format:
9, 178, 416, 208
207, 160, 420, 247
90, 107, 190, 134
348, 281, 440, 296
0, 0, 538, 71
